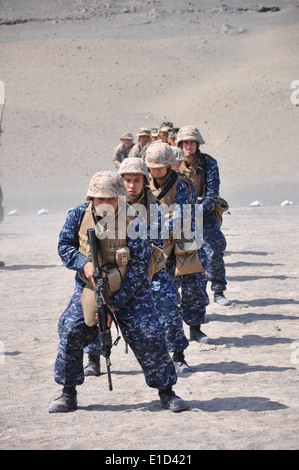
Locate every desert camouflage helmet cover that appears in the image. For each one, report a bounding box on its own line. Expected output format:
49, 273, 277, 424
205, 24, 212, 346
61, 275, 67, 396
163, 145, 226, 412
171, 146, 186, 162
145, 141, 177, 168
86, 171, 129, 200
176, 126, 205, 147
118, 157, 150, 184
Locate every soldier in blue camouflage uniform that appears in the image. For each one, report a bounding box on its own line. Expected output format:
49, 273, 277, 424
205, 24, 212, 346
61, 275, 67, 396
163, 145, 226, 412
145, 142, 210, 344
178, 126, 231, 306
48, 171, 188, 413
85, 158, 192, 374
119, 158, 192, 373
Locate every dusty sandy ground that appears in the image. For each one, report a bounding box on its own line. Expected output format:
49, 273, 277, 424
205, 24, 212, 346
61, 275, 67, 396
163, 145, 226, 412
0, 0, 298, 451
0, 205, 298, 450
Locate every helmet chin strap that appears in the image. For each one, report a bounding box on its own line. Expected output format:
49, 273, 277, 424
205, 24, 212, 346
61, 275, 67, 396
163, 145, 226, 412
152, 167, 171, 180
184, 150, 197, 159
129, 185, 145, 199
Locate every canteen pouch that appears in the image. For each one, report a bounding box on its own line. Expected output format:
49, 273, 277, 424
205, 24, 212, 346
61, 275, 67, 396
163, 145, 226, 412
104, 265, 127, 298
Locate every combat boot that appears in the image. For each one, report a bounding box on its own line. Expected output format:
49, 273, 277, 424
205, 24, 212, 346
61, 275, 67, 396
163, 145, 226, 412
190, 325, 212, 344
48, 386, 77, 413
159, 388, 189, 413
214, 291, 232, 306
84, 354, 101, 376
172, 351, 194, 375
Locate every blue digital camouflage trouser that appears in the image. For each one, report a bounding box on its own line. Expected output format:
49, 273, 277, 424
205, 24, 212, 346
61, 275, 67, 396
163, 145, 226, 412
55, 281, 177, 390
150, 269, 189, 353
166, 258, 209, 326
200, 211, 227, 293
85, 268, 189, 355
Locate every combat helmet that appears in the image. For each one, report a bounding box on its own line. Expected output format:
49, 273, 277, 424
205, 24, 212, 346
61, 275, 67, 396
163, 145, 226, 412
118, 157, 150, 185
145, 141, 177, 168
176, 126, 205, 147
171, 146, 186, 162
86, 171, 129, 200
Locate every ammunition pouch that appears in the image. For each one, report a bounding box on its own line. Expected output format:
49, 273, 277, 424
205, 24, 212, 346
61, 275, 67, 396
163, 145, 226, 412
115, 246, 130, 268
105, 245, 130, 297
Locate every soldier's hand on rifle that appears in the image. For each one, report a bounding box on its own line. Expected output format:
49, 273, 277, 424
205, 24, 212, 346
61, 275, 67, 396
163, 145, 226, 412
93, 306, 114, 328
107, 307, 115, 328
83, 261, 96, 287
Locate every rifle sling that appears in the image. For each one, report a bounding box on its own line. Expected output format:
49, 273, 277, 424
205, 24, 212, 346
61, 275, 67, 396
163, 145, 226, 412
155, 171, 178, 201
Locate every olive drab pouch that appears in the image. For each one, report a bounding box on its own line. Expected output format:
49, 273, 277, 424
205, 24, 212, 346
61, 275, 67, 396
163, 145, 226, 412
104, 265, 127, 298
103, 246, 130, 297
115, 246, 130, 267
149, 243, 165, 283
174, 239, 203, 276
214, 197, 230, 226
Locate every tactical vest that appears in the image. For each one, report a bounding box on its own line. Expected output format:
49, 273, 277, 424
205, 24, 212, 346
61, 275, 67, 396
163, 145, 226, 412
79, 202, 129, 273
128, 186, 165, 280
149, 171, 203, 275
180, 152, 229, 225
180, 151, 217, 199
78, 202, 132, 326
150, 170, 180, 206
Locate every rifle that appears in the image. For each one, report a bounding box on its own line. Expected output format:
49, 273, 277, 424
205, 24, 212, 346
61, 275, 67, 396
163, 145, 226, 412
87, 228, 120, 391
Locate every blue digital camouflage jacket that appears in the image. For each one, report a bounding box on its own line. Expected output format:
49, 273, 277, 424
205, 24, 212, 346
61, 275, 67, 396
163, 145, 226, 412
58, 202, 153, 312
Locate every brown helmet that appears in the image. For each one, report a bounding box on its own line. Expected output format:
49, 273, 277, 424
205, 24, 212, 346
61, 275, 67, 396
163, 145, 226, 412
86, 171, 128, 200
118, 157, 150, 185
176, 126, 205, 147
171, 146, 186, 162
145, 141, 177, 168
